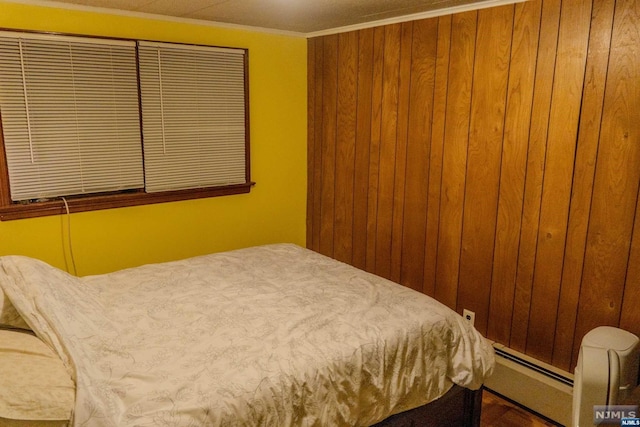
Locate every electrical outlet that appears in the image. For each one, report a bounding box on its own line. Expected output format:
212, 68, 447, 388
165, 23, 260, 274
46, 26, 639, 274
463, 309, 475, 326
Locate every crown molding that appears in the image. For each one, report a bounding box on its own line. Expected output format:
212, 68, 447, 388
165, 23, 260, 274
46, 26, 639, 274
2, 0, 528, 39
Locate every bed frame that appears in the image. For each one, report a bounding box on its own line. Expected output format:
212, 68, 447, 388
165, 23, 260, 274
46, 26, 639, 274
373, 385, 482, 427
1, 386, 482, 427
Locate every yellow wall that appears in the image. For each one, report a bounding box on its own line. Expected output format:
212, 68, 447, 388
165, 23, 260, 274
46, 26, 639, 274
0, 2, 307, 275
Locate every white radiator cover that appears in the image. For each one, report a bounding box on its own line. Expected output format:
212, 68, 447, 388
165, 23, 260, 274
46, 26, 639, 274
484, 343, 573, 426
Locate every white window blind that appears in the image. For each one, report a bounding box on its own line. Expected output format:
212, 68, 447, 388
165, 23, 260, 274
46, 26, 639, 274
0, 32, 143, 202
138, 41, 248, 193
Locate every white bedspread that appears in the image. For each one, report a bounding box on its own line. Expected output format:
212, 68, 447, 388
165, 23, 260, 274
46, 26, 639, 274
0, 244, 494, 426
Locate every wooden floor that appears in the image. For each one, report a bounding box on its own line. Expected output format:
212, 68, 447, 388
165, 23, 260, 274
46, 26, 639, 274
481, 389, 560, 427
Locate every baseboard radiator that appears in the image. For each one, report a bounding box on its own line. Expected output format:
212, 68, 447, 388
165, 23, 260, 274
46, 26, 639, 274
484, 343, 574, 426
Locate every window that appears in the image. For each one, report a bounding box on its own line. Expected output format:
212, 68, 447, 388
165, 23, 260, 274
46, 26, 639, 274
0, 31, 252, 221
138, 41, 248, 193
0, 33, 143, 201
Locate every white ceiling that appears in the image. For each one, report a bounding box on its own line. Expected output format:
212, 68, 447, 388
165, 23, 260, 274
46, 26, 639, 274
13, 0, 523, 36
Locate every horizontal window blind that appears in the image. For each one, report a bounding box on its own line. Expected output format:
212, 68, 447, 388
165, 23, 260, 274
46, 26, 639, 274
138, 41, 248, 193
0, 32, 143, 202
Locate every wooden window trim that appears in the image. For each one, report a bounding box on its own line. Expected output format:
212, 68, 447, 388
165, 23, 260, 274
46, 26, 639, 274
0, 185, 254, 221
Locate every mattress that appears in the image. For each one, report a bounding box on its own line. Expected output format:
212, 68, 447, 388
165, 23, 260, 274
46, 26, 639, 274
0, 244, 494, 426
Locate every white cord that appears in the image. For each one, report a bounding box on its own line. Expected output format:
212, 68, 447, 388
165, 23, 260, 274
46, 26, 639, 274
60, 197, 78, 276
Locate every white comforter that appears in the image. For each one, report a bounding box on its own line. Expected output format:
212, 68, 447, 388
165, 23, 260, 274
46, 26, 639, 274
0, 244, 494, 427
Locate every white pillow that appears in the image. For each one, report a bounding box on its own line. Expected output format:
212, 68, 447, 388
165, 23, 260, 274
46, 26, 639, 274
0, 329, 74, 422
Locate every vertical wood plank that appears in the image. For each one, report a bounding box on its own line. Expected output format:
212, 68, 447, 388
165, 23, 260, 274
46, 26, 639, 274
307, 39, 317, 249
552, 0, 615, 370
424, 15, 452, 298
333, 31, 358, 264
352, 28, 374, 271
573, 0, 640, 362
319, 35, 339, 257
374, 24, 402, 280
390, 22, 414, 284
527, 0, 592, 363
400, 18, 438, 292
511, 0, 561, 353
310, 37, 325, 253
458, 4, 513, 333
487, 0, 541, 345
365, 27, 385, 273
434, 10, 477, 310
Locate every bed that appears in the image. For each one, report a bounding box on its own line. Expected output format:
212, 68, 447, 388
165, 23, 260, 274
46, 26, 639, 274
0, 243, 494, 426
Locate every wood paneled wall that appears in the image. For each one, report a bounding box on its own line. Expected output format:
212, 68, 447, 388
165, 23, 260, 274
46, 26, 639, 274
307, 0, 640, 372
